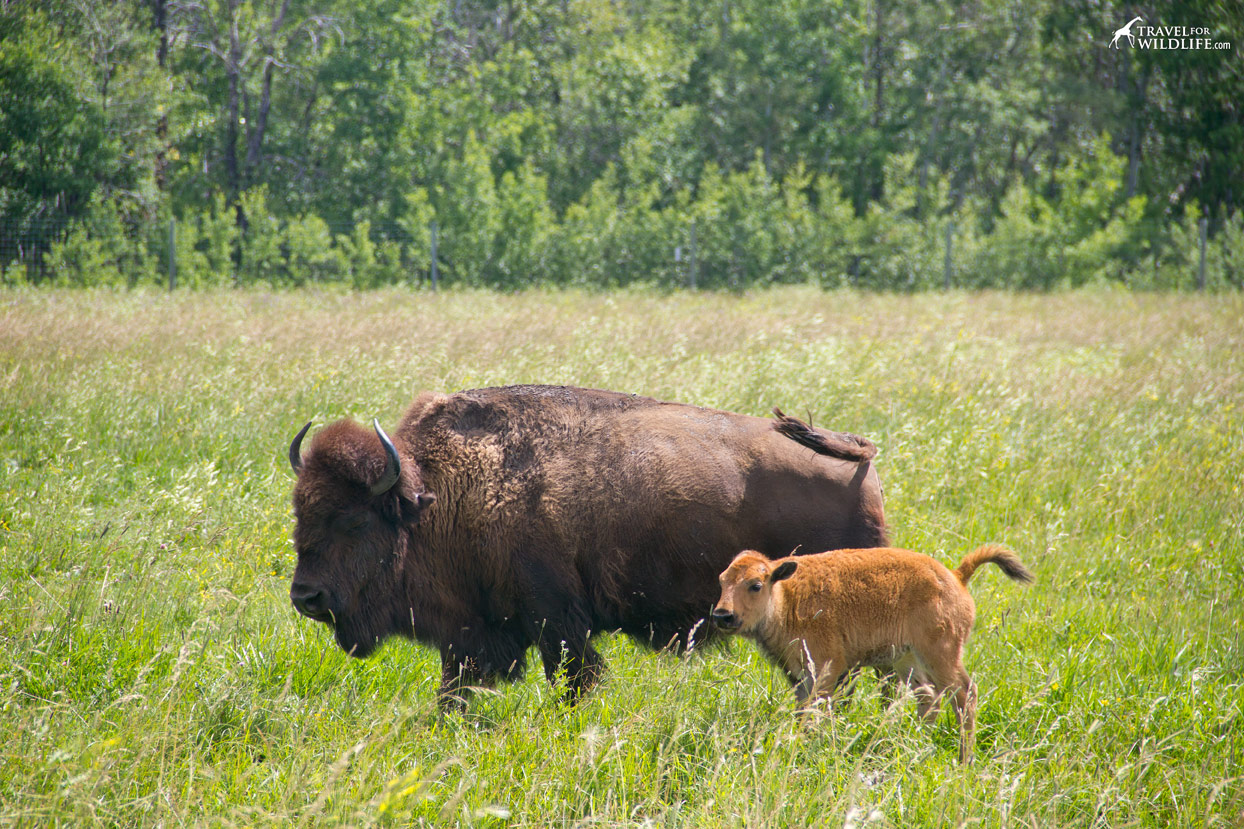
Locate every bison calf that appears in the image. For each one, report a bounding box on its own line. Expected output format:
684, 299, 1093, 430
712, 545, 1033, 762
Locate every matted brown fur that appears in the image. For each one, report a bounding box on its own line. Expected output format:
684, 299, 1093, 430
288, 385, 887, 709
712, 544, 1032, 762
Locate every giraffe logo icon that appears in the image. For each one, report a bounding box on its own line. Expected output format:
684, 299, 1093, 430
1111, 16, 1143, 48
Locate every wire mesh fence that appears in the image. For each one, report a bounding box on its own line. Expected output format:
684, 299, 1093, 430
1, 208, 1234, 291
0, 216, 73, 282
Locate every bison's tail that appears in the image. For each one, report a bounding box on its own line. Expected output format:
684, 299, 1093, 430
953, 544, 1034, 588
771, 407, 877, 463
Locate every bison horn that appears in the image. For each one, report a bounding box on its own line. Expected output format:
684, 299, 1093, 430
289, 421, 312, 474
371, 419, 401, 495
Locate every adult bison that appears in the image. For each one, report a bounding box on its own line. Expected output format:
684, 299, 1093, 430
287, 384, 886, 708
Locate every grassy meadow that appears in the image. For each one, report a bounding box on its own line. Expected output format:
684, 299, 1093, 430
0, 287, 1241, 826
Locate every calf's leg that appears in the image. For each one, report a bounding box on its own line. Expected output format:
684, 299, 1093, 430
950, 666, 978, 764
795, 654, 846, 711
918, 642, 978, 763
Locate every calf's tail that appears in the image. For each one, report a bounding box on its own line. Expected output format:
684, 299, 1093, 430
771, 407, 877, 463
954, 544, 1034, 588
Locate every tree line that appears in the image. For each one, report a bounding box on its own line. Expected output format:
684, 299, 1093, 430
1, 0, 1241, 289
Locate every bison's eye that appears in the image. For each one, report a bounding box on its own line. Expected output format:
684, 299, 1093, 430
748, 581, 763, 593
333, 513, 371, 536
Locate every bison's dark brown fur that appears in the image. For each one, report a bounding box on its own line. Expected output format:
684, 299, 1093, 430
288, 385, 886, 708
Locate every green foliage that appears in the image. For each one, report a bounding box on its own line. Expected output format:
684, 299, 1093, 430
157, 195, 239, 288
339, 221, 406, 289
849, 153, 956, 290
806, 175, 864, 288
547, 169, 630, 287
398, 188, 436, 282
493, 163, 556, 285
1133, 205, 1244, 290
5, 0, 1240, 289
236, 189, 285, 285
32, 136, 1228, 292
43, 195, 151, 286
284, 214, 345, 285
1208, 212, 1244, 289
0, 10, 114, 267
970, 137, 1149, 289
434, 131, 502, 286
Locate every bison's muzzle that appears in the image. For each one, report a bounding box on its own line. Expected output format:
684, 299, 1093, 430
290, 581, 335, 624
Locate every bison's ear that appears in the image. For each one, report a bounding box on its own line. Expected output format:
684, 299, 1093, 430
770, 561, 798, 583
400, 490, 437, 523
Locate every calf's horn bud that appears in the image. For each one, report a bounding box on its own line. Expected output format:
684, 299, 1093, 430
371, 419, 401, 495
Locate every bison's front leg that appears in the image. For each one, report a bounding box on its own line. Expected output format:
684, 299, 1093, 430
435, 625, 528, 712
437, 649, 483, 713
515, 557, 606, 701
536, 627, 605, 702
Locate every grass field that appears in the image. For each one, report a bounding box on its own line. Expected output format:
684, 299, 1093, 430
1, 287, 1241, 826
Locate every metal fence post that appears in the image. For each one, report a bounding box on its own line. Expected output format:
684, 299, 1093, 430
943, 219, 954, 290
689, 220, 698, 289
1198, 215, 1208, 290
429, 220, 439, 290
168, 218, 177, 291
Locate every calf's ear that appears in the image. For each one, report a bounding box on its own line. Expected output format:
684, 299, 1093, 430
770, 561, 798, 582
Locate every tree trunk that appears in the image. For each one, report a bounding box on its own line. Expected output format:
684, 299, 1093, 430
1125, 68, 1149, 199
224, 0, 243, 209
150, 0, 169, 190
245, 0, 292, 174
151, 0, 168, 67
869, 0, 885, 204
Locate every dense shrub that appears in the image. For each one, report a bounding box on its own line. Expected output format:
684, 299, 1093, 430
31, 140, 1238, 292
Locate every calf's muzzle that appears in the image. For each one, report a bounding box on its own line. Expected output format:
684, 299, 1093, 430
711, 608, 740, 631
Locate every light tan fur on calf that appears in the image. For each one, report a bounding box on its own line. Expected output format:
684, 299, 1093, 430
712, 544, 1033, 762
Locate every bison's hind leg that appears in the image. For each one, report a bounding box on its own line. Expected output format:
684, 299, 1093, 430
912, 639, 978, 763
627, 617, 715, 655
538, 634, 605, 702
946, 665, 977, 764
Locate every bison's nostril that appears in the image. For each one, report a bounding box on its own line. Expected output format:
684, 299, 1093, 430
291, 584, 331, 620
711, 609, 737, 629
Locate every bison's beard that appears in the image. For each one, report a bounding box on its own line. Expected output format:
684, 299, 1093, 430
335, 627, 377, 658
330, 611, 393, 659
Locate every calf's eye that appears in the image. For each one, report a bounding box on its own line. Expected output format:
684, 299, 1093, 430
749, 582, 762, 593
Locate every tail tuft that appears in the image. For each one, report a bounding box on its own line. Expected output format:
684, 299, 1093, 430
772, 407, 877, 463
954, 544, 1034, 587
